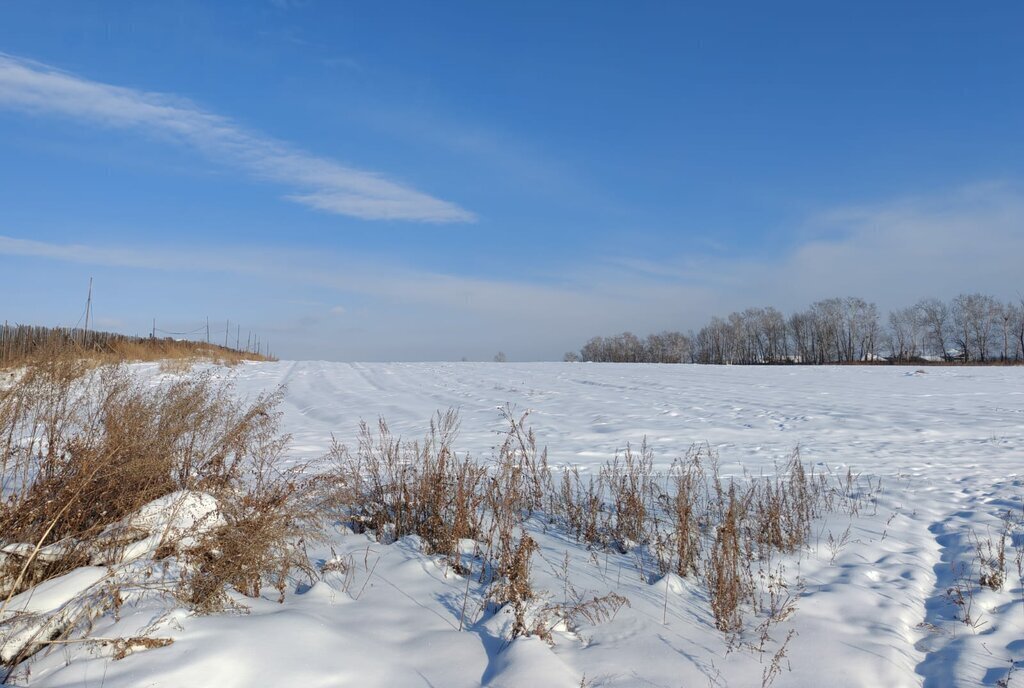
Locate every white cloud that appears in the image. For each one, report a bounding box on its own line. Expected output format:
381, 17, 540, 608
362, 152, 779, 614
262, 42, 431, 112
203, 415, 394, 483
0, 53, 475, 223
753, 181, 1024, 307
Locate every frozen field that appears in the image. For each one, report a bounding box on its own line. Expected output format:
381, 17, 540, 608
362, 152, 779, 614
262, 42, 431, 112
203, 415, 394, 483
16, 362, 1024, 687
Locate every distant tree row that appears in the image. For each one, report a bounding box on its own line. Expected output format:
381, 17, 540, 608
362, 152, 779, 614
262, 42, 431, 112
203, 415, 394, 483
568, 294, 1024, 365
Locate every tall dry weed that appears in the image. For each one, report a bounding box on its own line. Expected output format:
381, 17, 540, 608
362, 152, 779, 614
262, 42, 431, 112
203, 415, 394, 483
0, 358, 310, 609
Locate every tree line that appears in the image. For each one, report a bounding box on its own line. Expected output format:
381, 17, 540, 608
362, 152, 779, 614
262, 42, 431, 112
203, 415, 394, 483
567, 294, 1024, 365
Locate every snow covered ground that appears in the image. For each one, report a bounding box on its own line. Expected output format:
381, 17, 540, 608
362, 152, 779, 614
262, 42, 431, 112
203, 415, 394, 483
10, 362, 1024, 687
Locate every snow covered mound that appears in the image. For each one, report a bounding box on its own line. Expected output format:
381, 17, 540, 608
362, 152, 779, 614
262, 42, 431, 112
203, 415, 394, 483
1, 491, 220, 666
6, 362, 1024, 688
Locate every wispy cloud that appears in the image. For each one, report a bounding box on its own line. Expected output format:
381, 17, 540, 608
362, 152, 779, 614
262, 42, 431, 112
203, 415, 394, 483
0, 53, 475, 222
602, 181, 1024, 311
3, 181, 1022, 359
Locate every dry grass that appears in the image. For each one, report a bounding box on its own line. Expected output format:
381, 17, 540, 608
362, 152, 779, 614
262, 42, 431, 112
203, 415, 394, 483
328, 408, 554, 638
326, 407, 860, 646
2, 356, 873, 680
329, 410, 488, 561
0, 352, 316, 666
179, 464, 321, 612
706, 483, 751, 632
0, 324, 274, 370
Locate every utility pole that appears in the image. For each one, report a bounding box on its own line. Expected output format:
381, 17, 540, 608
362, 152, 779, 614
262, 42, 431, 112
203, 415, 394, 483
206, 317, 210, 344
83, 277, 93, 345
225, 320, 229, 348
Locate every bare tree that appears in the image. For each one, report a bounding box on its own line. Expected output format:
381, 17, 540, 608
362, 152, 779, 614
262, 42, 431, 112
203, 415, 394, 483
997, 301, 1017, 362
619, 332, 645, 362
580, 336, 607, 362
1018, 298, 1024, 362
760, 307, 789, 362
575, 292, 1022, 367
1009, 298, 1024, 362
582, 332, 642, 362
810, 298, 843, 362
952, 293, 1000, 362
788, 310, 814, 364
888, 306, 923, 362
847, 298, 880, 361
916, 297, 950, 360
645, 331, 691, 363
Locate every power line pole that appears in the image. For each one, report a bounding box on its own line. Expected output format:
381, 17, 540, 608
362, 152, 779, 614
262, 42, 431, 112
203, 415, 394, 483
206, 317, 210, 344
83, 277, 93, 345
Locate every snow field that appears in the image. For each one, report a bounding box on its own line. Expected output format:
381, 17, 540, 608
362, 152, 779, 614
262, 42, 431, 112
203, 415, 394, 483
11, 362, 1024, 687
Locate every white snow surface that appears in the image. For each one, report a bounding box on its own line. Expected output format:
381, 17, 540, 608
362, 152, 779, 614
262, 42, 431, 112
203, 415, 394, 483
12, 361, 1024, 688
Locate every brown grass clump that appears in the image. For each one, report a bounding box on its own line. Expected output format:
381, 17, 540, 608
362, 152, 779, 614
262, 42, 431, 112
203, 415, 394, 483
328, 408, 554, 638
546, 437, 844, 636
179, 456, 322, 613
0, 356, 312, 611
751, 454, 820, 556
706, 484, 751, 632
605, 441, 656, 551
326, 407, 857, 648
329, 410, 487, 562
491, 533, 540, 640
669, 453, 704, 577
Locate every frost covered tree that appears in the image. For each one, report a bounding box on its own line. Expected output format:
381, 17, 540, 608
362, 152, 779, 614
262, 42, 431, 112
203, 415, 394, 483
574, 292, 1020, 366
915, 297, 951, 360
578, 331, 691, 363
888, 306, 923, 362
645, 331, 691, 363
996, 300, 1024, 362
952, 293, 1000, 362
1016, 299, 1024, 362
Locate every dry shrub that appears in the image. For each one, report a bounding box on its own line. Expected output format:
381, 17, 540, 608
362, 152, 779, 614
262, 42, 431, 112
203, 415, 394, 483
329, 408, 554, 638
977, 519, 1010, 592
179, 460, 321, 613
604, 440, 656, 551
558, 467, 602, 545
706, 484, 752, 632
327, 408, 861, 646
493, 407, 549, 517
751, 455, 822, 556
0, 357, 310, 612
551, 441, 660, 554
490, 533, 539, 640
670, 453, 704, 577
548, 439, 843, 635
109, 636, 175, 661
558, 590, 630, 628
330, 409, 487, 561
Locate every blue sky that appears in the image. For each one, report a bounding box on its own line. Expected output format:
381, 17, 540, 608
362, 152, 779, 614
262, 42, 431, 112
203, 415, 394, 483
1, 2, 1023, 360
